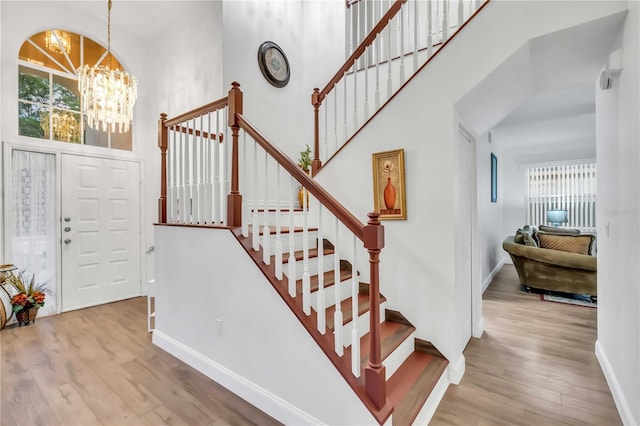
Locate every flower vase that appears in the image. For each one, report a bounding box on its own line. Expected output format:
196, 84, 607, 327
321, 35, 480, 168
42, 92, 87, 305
383, 177, 396, 209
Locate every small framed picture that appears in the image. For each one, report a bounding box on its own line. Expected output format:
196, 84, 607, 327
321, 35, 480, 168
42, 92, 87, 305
372, 149, 406, 220
491, 153, 497, 203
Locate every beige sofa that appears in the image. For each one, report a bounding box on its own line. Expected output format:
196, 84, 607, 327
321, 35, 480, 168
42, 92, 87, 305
503, 235, 597, 297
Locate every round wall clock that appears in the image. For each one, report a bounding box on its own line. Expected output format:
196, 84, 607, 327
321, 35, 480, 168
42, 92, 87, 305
257, 41, 290, 88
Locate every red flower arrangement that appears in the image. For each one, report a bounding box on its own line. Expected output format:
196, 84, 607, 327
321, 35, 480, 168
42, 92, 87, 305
7, 272, 48, 313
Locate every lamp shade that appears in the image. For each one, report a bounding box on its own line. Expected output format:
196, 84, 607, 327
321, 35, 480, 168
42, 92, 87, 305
547, 209, 568, 225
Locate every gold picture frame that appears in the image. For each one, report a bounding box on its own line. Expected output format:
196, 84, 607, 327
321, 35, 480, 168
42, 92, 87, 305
372, 149, 406, 220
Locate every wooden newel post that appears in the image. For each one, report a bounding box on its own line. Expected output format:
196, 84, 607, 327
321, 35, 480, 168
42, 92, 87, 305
158, 113, 168, 223
227, 82, 243, 227
311, 88, 322, 175
363, 211, 388, 410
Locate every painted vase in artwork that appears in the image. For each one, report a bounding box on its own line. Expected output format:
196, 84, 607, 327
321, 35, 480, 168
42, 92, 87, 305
383, 177, 396, 209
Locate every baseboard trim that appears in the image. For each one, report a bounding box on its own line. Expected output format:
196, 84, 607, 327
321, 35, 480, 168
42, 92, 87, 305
482, 258, 505, 293
152, 330, 323, 426
447, 354, 465, 385
595, 340, 636, 426
412, 365, 450, 425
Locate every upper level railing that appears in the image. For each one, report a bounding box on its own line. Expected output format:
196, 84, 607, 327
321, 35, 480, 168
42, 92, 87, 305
158, 82, 392, 423
311, 0, 490, 173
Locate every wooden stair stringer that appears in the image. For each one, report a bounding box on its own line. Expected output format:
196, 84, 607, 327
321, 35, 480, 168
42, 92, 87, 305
230, 227, 393, 424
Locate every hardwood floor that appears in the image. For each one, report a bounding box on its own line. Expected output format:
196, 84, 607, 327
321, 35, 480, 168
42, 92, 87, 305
0, 297, 281, 426
1, 265, 621, 425
431, 264, 621, 426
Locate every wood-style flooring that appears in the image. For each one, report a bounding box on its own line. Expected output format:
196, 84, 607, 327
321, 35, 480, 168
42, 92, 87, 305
1, 265, 621, 425
0, 298, 280, 426
431, 264, 621, 426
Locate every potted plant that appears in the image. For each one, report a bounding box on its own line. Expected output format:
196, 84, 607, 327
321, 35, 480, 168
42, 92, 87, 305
298, 144, 312, 208
7, 271, 49, 326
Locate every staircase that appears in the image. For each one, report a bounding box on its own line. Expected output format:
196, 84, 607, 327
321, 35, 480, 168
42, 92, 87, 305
154, 1, 491, 422
232, 209, 448, 425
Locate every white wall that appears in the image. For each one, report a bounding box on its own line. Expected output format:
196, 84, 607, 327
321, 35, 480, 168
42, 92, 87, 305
595, 2, 640, 425
154, 226, 378, 425
221, 1, 345, 162
315, 0, 629, 362
475, 132, 504, 287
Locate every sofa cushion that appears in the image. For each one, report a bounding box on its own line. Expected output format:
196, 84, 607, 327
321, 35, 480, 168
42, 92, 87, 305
538, 233, 595, 255
538, 225, 580, 235
515, 225, 537, 247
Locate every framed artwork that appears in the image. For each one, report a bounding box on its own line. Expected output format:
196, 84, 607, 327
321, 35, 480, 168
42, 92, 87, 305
491, 153, 497, 203
372, 149, 406, 220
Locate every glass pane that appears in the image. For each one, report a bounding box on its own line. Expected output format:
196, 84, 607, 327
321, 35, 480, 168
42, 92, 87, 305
110, 128, 133, 151
19, 38, 67, 73
19, 102, 47, 139
83, 36, 107, 68
50, 109, 81, 143
52, 74, 80, 111
84, 117, 108, 148
18, 66, 49, 104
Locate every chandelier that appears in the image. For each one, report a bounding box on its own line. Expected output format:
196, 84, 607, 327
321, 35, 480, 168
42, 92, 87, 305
78, 0, 137, 133
45, 30, 71, 55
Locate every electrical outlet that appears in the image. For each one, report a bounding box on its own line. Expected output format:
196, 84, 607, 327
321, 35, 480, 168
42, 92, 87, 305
216, 319, 223, 336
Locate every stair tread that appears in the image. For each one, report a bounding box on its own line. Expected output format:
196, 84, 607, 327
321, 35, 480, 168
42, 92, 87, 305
275, 247, 335, 264
257, 226, 318, 235
388, 351, 449, 426
325, 292, 387, 330
345, 321, 415, 367
293, 268, 352, 293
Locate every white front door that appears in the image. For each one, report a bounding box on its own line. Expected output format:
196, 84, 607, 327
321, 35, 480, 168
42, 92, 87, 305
61, 154, 141, 311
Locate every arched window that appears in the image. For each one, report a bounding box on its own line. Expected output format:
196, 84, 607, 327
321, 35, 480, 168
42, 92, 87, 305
18, 30, 132, 151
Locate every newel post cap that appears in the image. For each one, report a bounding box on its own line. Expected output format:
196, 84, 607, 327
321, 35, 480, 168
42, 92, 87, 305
228, 82, 243, 127
312, 88, 321, 106
363, 212, 384, 250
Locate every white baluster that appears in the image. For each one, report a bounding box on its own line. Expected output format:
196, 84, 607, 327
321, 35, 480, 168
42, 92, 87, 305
442, 0, 449, 41
288, 175, 296, 297
182, 122, 190, 223
458, 0, 464, 29
169, 128, 176, 222
222, 107, 229, 224
241, 131, 249, 237
364, 45, 369, 121
334, 219, 343, 356
399, 6, 405, 84
427, 0, 433, 58
334, 86, 339, 156
353, 60, 358, 131
317, 204, 326, 334
324, 97, 328, 163
263, 150, 271, 264
205, 113, 213, 224
375, 32, 381, 109
387, 12, 393, 99
193, 117, 201, 224
212, 112, 220, 223
343, 75, 348, 141
414, 0, 419, 72
302, 180, 311, 315
252, 143, 260, 251
351, 234, 360, 377
275, 164, 283, 279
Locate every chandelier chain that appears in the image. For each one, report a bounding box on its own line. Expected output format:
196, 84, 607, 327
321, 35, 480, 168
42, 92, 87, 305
107, 0, 112, 53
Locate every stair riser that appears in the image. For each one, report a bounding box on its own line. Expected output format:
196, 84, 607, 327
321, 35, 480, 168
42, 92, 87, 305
383, 330, 416, 380
259, 231, 318, 253
287, 254, 337, 280
249, 210, 306, 228
310, 278, 353, 311
340, 300, 387, 348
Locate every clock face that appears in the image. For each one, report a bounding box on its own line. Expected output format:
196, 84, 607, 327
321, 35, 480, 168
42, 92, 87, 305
258, 41, 290, 88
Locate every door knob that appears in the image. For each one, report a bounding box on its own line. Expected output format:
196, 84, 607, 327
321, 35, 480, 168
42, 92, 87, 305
64, 227, 71, 232
64, 217, 71, 222
64, 239, 72, 244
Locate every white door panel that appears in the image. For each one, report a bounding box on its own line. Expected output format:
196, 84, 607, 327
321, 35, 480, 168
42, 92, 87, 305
61, 154, 141, 311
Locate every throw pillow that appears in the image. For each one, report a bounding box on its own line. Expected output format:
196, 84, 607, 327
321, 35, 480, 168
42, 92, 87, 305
538, 233, 595, 254
515, 226, 537, 247
538, 225, 580, 235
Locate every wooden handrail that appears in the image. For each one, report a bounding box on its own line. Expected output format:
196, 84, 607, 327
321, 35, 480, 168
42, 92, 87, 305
164, 97, 229, 128
236, 113, 366, 241
317, 0, 406, 102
